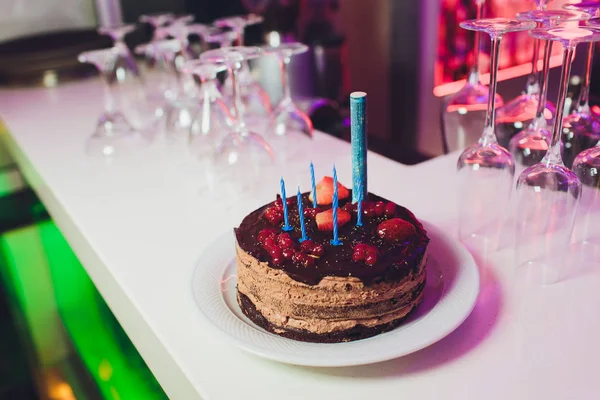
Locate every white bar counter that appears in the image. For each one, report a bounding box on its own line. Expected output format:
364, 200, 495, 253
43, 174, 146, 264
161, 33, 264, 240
1, 79, 599, 400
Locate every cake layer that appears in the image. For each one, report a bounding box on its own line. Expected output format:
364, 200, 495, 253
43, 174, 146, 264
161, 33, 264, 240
236, 242, 426, 334
238, 290, 424, 343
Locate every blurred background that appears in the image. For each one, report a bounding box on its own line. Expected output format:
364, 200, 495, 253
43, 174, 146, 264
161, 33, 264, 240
0, 0, 599, 399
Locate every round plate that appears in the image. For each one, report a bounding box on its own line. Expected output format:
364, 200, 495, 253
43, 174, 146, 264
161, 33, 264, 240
191, 221, 480, 367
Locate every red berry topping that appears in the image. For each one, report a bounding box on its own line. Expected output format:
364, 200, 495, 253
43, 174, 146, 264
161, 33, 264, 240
282, 248, 294, 260
308, 176, 350, 205
272, 256, 283, 266
304, 207, 320, 219
269, 246, 282, 259
311, 244, 325, 257
342, 202, 356, 213
352, 250, 365, 262
362, 201, 376, 217
257, 228, 277, 243
264, 207, 283, 225
384, 202, 397, 217
292, 251, 306, 264
263, 237, 276, 250
277, 233, 294, 249
374, 201, 385, 217
365, 253, 378, 266
377, 218, 416, 242
274, 198, 283, 210
315, 208, 351, 231
300, 240, 314, 253
303, 256, 315, 267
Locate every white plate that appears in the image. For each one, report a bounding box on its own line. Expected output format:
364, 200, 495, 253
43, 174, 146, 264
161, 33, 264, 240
192, 221, 480, 367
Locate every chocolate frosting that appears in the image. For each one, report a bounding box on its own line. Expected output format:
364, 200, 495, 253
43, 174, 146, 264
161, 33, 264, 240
234, 192, 429, 286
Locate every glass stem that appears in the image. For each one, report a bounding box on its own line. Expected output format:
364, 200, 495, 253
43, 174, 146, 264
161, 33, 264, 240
526, 38, 540, 94
544, 45, 575, 167
533, 39, 552, 125
236, 27, 245, 46
230, 62, 245, 132
280, 55, 292, 103
467, 1, 485, 84
578, 42, 594, 113
481, 34, 501, 145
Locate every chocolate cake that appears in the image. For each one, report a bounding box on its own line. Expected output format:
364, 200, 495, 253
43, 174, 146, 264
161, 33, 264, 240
234, 177, 429, 343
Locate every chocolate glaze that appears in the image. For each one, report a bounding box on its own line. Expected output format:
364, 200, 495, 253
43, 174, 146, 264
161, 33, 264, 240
234, 192, 429, 286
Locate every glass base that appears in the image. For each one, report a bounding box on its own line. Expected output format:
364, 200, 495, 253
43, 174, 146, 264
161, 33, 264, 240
86, 112, 150, 158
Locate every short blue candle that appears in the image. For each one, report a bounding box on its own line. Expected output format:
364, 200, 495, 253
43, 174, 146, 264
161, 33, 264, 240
356, 176, 363, 227
330, 166, 342, 246
297, 187, 308, 242
310, 161, 317, 208
351, 91, 368, 203
280, 177, 293, 231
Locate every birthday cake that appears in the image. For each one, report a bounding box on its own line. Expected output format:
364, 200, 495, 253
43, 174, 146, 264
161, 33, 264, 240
234, 176, 429, 343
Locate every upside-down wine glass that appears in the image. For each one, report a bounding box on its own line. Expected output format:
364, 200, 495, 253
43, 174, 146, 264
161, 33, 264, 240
495, 0, 556, 149
457, 18, 536, 255
97, 24, 141, 78
561, 4, 600, 168
134, 39, 182, 127
570, 17, 600, 258
215, 15, 272, 118
509, 10, 590, 174
441, 0, 505, 154
514, 26, 600, 284
78, 48, 152, 158
264, 42, 313, 138
200, 47, 275, 183
182, 59, 233, 159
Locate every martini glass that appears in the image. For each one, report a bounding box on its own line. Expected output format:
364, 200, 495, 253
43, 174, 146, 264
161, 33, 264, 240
200, 47, 275, 182
514, 27, 600, 284
215, 15, 272, 117
182, 60, 233, 160
508, 10, 590, 175
495, 0, 556, 150
78, 48, 151, 158
264, 42, 313, 138
139, 13, 174, 34
441, 0, 505, 154
457, 18, 536, 254
560, 4, 600, 168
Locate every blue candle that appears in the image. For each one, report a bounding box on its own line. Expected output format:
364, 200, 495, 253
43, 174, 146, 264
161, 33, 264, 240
310, 161, 317, 208
330, 166, 342, 246
351, 91, 367, 203
356, 176, 363, 227
297, 187, 308, 242
280, 177, 293, 231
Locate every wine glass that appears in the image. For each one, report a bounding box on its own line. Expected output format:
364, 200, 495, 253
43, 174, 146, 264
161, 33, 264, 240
215, 15, 272, 118
508, 10, 590, 175
495, 1, 558, 150
200, 46, 275, 183
441, 1, 505, 154
560, 4, 600, 168
263, 42, 313, 138
78, 48, 152, 158
97, 24, 141, 78
514, 26, 600, 284
457, 18, 536, 255
182, 60, 233, 160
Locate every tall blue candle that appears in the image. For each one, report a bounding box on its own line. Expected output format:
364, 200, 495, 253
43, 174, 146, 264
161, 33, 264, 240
310, 161, 317, 208
351, 91, 368, 203
356, 176, 363, 227
297, 187, 308, 242
280, 177, 293, 231
330, 166, 342, 246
